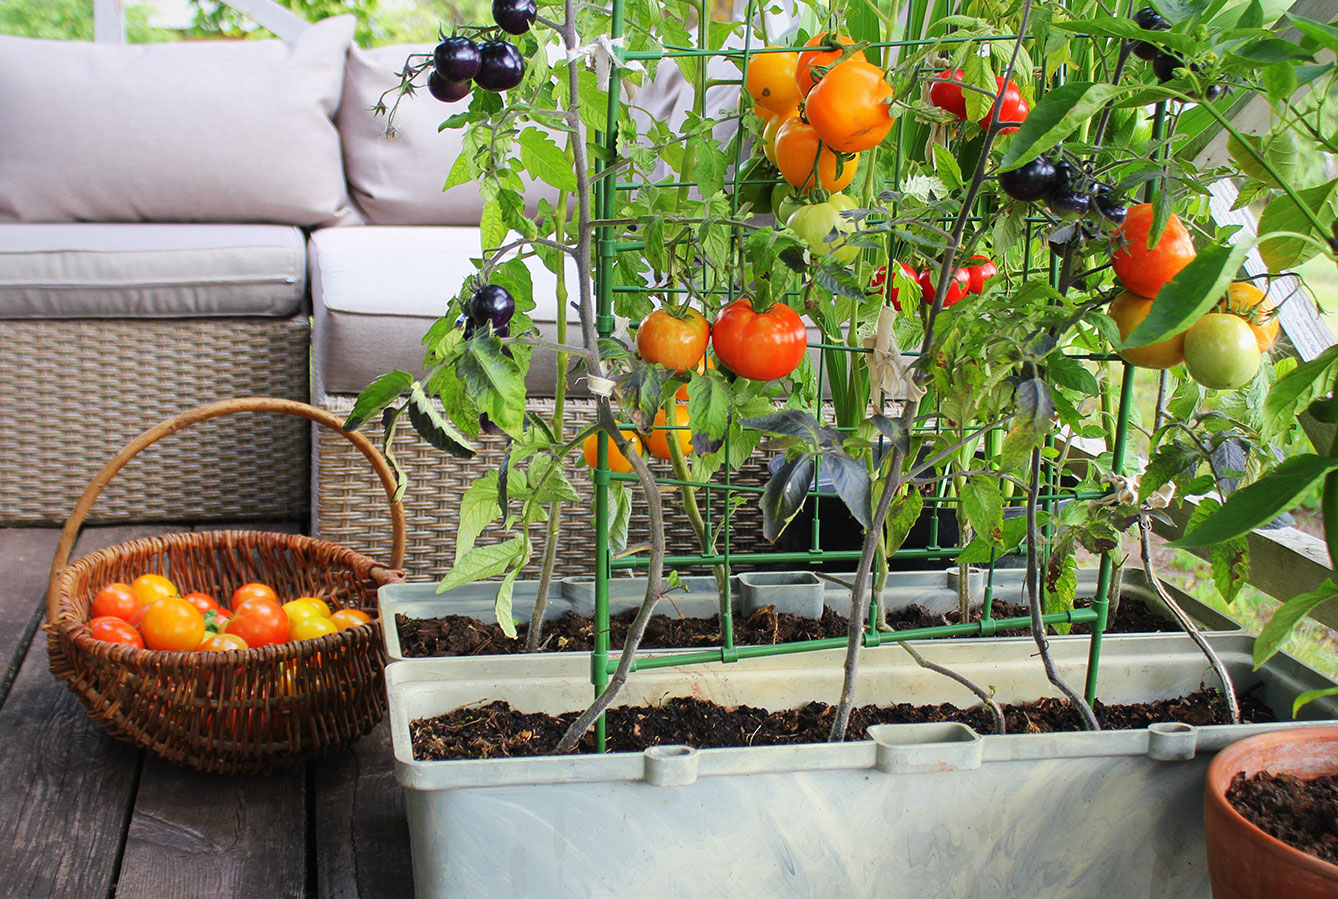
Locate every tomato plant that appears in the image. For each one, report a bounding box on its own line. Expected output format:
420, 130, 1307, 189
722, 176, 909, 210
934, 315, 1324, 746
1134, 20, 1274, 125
794, 32, 864, 97
140, 597, 207, 652
225, 597, 289, 648
91, 582, 142, 622
805, 60, 894, 153
712, 299, 807, 381
636, 308, 710, 372
774, 118, 859, 193
1108, 291, 1186, 370
1110, 203, 1196, 299
745, 48, 801, 114
676, 355, 714, 401
89, 616, 144, 649
1184, 313, 1262, 390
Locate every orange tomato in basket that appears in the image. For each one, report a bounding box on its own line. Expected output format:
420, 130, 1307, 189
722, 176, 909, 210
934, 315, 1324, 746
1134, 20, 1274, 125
330, 608, 373, 630
140, 597, 207, 651
230, 582, 278, 608
131, 573, 178, 605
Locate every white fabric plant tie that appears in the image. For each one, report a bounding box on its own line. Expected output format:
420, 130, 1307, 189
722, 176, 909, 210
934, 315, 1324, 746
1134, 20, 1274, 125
566, 35, 643, 91
862, 304, 924, 407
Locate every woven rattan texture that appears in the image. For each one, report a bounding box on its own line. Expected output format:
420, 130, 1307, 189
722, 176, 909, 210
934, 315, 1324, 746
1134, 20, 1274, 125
315, 393, 772, 581
1, 318, 310, 524
48, 530, 401, 774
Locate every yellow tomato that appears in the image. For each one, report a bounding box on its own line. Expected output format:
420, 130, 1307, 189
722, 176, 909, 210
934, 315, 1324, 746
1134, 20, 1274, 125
290, 616, 338, 642
283, 599, 326, 623
131, 573, 178, 606
330, 608, 373, 631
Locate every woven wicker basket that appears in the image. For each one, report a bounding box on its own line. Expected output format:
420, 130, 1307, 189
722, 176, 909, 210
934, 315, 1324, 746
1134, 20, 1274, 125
46, 398, 406, 775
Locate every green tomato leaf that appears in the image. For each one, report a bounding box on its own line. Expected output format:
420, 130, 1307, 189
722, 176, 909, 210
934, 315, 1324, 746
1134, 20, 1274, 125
1293, 685, 1338, 717
518, 128, 577, 192
687, 369, 732, 442
455, 335, 526, 437
1045, 553, 1078, 635
962, 53, 996, 123
1253, 578, 1338, 668
1174, 454, 1338, 548
823, 452, 872, 531
494, 567, 522, 639
961, 476, 1005, 548
957, 514, 1030, 564
1263, 344, 1338, 437
932, 143, 964, 191
455, 471, 502, 564
343, 370, 414, 432
761, 454, 816, 543
998, 82, 1130, 172
1289, 15, 1338, 56
407, 384, 477, 458
883, 487, 925, 556
435, 535, 527, 593
1258, 181, 1338, 272
1122, 243, 1252, 348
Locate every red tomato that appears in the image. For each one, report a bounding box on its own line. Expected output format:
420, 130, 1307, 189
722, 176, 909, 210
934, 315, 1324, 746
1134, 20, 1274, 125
91, 582, 143, 622
964, 256, 998, 294
89, 616, 144, 649
712, 299, 808, 381
140, 597, 207, 652
986, 78, 1027, 134
226, 597, 290, 648
919, 268, 971, 307
230, 582, 279, 609
928, 69, 967, 119
870, 261, 919, 310
1110, 203, 1196, 299
182, 591, 221, 616
635, 308, 710, 372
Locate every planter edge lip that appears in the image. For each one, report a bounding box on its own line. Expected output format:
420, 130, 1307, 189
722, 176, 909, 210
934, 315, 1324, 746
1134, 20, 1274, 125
1205, 725, 1338, 880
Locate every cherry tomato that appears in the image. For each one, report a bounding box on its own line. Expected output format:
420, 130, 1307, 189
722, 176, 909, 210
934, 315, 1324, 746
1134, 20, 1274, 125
771, 184, 803, 226
918, 267, 971, 307
199, 633, 249, 652
1110, 203, 1196, 299
963, 256, 997, 294
131, 573, 178, 606
712, 299, 808, 381
91, 582, 142, 622
230, 582, 279, 610
1217, 281, 1278, 352
283, 599, 326, 624
746, 48, 802, 114
330, 608, 373, 631
787, 195, 859, 264
1107, 290, 1186, 370
774, 117, 860, 194
928, 69, 967, 119
181, 591, 221, 616
636, 308, 710, 372
869, 261, 919, 310
582, 430, 643, 473
140, 597, 207, 652
645, 403, 693, 460
291, 616, 339, 642
986, 78, 1027, 134
805, 59, 894, 153
89, 616, 144, 649
297, 596, 332, 617
1184, 313, 1261, 390
225, 597, 290, 648
795, 33, 865, 97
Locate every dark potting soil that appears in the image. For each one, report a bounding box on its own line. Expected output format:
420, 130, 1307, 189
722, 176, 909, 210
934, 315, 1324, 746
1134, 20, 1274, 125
410, 689, 1275, 760
395, 593, 1178, 658
1226, 771, 1338, 866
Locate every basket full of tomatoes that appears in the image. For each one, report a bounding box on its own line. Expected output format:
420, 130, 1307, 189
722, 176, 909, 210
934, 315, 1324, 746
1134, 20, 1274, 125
45, 399, 406, 774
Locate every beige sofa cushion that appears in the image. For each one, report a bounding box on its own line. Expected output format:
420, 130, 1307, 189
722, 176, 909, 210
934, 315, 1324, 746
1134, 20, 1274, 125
0, 223, 307, 318
0, 17, 357, 227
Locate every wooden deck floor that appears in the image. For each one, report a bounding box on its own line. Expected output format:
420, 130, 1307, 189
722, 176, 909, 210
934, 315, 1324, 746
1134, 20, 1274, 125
0, 523, 413, 899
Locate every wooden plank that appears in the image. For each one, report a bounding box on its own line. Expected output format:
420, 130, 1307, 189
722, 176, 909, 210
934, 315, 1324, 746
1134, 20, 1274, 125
0, 529, 61, 707
313, 720, 413, 899
115, 759, 307, 899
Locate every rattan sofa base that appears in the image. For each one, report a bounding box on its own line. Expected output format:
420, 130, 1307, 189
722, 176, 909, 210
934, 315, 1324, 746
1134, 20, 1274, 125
313, 392, 770, 582
1, 317, 310, 524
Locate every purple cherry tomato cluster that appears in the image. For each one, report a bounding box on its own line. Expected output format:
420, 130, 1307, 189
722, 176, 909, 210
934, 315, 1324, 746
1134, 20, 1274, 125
458, 284, 516, 338
1129, 7, 1222, 100
999, 155, 1128, 227
428, 0, 536, 102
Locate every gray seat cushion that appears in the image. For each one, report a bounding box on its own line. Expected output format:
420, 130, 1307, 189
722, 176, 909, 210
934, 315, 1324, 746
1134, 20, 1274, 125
311, 225, 578, 397
0, 223, 307, 318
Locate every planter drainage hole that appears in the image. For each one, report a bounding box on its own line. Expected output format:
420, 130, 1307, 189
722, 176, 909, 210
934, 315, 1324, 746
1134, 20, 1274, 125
644, 745, 698, 787
1148, 722, 1198, 761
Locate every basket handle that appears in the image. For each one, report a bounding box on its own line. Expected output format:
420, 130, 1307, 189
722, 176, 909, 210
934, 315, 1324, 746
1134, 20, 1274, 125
46, 397, 406, 623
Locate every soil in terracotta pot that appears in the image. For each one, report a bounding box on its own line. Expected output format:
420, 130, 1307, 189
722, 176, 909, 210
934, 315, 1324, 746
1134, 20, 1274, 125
410, 688, 1274, 760
395, 595, 1179, 658
1226, 771, 1338, 866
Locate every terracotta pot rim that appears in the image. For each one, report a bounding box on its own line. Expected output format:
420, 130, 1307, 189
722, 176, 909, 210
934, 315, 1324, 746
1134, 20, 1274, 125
1206, 727, 1338, 878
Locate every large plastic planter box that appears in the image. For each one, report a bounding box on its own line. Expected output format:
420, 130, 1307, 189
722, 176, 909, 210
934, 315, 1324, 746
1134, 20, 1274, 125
380, 566, 1238, 667
387, 633, 1338, 898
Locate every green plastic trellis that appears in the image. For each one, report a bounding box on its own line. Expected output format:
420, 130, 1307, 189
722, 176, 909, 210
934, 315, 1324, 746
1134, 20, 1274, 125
585, 0, 1149, 751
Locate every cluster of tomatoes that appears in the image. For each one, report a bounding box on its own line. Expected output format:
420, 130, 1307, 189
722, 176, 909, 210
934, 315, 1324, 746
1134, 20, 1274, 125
86, 574, 373, 653
1129, 6, 1222, 99
927, 69, 1029, 134
999, 154, 1128, 223
748, 33, 895, 194
869, 255, 997, 309
427, 0, 535, 101
1108, 203, 1276, 390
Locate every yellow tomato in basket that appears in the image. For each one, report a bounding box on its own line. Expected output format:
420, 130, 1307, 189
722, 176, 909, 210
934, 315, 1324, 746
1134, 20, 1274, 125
330, 608, 372, 631
294, 596, 332, 617
290, 617, 338, 642
131, 573, 178, 606
283, 599, 325, 624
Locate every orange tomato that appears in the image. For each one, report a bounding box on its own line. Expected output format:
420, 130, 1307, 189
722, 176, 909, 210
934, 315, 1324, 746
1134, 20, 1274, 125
91, 582, 142, 622
745, 48, 802, 114
676, 356, 715, 402
140, 597, 207, 652
131, 573, 178, 606
761, 106, 797, 165
1108, 290, 1187, 370
1110, 203, 1195, 299
582, 430, 643, 473
645, 404, 693, 460
330, 608, 373, 630
1217, 281, 1278, 352
636, 307, 711, 372
774, 117, 859, 193
230, 582, 278, 609
805, 59, 894, 152
795, 33, 865, 97
199, 632, 249, 652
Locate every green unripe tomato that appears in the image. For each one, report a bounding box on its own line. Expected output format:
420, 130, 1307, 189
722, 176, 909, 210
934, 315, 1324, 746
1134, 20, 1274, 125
1184, 313, 1262, 390
787, 196, 859, 265
735, 156, 777, 215
772, 184, 803, 226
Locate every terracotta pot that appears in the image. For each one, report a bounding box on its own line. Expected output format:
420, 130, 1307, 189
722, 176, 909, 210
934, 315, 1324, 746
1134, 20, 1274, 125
1204, 727, 1338, 898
